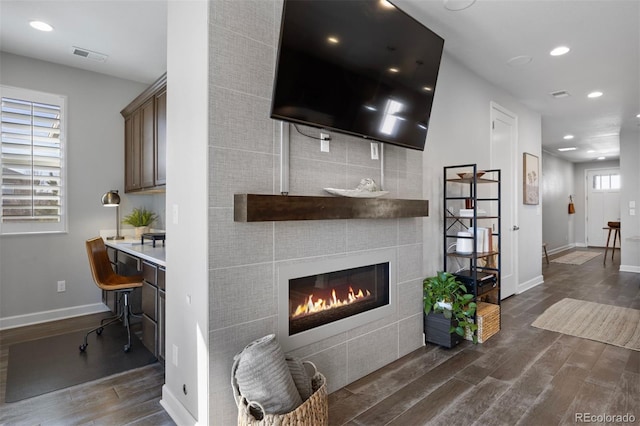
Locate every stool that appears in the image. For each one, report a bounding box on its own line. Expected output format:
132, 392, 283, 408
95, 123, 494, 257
603, 226, 621, 265
542, 243, 549, 265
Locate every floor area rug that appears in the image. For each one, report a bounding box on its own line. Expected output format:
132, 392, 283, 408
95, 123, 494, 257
550, 251, 602, 265
531, 298, 640, 351
5, 325, 156, 402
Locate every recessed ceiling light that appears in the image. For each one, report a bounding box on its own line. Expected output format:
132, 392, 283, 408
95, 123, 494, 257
558, 147, 577, 152
563, 134, 574, 140
587, 150, 596, 153
636, 113, 640, 118
422, 86, 433, 92
29, 20, 53, 32
380, 0, 396, 9
597, 156, 606, 160
444, 0, 477, 11
327, 36, 339, 44
388, 67, 399, 73
588, 91, 603, 98
507, 56, 533, 67
550, 46, 570, 56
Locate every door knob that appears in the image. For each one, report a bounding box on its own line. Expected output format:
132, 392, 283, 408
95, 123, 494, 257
512, 225, 520, 231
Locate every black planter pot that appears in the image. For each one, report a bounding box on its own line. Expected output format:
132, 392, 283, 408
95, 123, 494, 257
424, 311, 462, 348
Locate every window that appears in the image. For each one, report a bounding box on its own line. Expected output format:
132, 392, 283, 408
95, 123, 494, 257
1, 86, 67, 234
592, 173, 621, 191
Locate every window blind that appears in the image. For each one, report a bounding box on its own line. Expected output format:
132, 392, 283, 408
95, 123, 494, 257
1, 86, 67, 234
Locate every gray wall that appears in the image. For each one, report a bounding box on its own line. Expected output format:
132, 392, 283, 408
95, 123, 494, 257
0, 53, 154, 325
422, 53, 543, 293
207, 1, 424, 423
541, 151, 575, 253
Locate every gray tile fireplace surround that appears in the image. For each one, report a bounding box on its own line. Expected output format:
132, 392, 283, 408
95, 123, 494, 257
207, 1, 425, 423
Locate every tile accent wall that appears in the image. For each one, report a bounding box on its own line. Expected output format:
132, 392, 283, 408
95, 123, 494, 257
208, 1, 425, 423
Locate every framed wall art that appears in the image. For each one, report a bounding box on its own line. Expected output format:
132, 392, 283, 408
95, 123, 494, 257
523, 152, 539, 205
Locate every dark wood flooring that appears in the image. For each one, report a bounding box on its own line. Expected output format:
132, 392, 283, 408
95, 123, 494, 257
1, 248, 637, 425
328, 248, 640, 425
0, 312, 175, 425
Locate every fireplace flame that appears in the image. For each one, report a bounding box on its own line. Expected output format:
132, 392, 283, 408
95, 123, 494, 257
292, 286, 372, 318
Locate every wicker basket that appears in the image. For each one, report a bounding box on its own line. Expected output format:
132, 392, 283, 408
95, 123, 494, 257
235, 372, 328, 426
465, 302, 500, 343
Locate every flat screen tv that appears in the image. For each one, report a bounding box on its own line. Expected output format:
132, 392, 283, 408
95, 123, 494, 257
271, 0, 444, 151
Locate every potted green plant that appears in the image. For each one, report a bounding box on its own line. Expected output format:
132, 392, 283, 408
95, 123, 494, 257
423, 271, 478, 347
122, 207, 158, 238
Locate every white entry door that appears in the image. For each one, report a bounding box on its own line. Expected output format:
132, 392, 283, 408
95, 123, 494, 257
586, 168, 620, 247
491, 103, 518, 299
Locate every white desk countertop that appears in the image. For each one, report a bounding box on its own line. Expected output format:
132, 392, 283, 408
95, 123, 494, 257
104, 239, 166, 267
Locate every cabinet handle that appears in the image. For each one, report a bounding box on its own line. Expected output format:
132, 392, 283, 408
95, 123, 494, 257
512, 225, 520, 231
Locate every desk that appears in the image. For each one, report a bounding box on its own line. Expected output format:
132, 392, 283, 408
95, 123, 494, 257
104, 240, 166, 362
603, 226, 620, 265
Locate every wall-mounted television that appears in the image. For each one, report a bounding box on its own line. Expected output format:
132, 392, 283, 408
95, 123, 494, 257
270, 0, 444, 151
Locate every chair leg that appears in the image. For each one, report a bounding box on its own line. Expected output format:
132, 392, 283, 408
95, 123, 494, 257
122, 292, 132, 352
79, 290, 135, 353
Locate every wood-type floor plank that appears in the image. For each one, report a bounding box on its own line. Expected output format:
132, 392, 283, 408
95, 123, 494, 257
1, 248, 638, 425
329, 248, 640, 425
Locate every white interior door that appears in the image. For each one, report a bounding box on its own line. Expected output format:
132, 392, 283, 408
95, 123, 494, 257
586, 168, 620, 247
491, 103, 517, 299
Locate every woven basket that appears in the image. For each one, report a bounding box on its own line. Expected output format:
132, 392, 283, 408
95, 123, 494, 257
465, 302, 500, 343
236, 372, 328, 426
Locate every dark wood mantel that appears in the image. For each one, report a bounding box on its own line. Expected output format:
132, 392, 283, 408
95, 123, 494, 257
234, 194, 429, 222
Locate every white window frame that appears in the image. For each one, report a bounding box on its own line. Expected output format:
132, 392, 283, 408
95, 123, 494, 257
1, 85, 68, 235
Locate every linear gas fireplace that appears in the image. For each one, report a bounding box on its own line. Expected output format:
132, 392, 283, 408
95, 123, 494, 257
278, 249, 396, 351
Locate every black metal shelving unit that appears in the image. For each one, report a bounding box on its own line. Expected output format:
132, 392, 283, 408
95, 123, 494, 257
443, 164, 501, 342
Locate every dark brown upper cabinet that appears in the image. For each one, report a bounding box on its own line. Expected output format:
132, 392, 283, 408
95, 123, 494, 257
121, 73, 167, 193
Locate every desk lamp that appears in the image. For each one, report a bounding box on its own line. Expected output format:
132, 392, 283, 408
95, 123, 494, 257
102, 190, 124, 240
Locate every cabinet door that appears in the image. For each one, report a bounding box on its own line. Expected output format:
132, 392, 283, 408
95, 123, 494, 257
124, 115, 141, 192
155, 89, 167, 186
159, 289, 165, 361
140, 99, 155, 188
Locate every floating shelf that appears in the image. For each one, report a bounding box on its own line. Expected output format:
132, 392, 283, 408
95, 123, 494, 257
234, 194, 429, 222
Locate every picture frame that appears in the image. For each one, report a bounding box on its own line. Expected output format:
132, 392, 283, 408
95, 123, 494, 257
523, 152, 539, 205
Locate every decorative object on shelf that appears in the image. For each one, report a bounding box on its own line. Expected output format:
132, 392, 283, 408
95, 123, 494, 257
101, 190, 124, 240
423, 271, 478, 347
457, 171, 485, 180
523, 152, 539, 205
324, 178, 389, 198
122, 207, 158, 238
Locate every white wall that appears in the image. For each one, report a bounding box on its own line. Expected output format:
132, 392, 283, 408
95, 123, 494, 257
619, 126, 640, 272
541, 151, 575, 253
161, 1, 209, 424
572, 159, 620, 246
0, 53, 150, 328
422, 53, 542, 293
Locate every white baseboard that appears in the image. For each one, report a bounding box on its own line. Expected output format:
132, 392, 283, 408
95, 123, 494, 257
517, 274, 544, 294
161, 385, 198, 426
574, 242, 588, 248
0, 303, 109, 330
619, 265, 640, 273
545, 244, 575, 256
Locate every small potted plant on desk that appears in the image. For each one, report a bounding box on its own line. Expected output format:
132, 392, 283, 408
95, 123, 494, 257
122, 207, 158, 239
423, 271, 478, 348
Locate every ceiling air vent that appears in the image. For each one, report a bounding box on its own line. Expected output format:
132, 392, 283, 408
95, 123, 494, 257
71, 46, 108, 62
550, 90, 571, 99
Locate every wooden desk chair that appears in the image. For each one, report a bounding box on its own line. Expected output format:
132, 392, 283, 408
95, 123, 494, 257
80, 237, 143, 353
